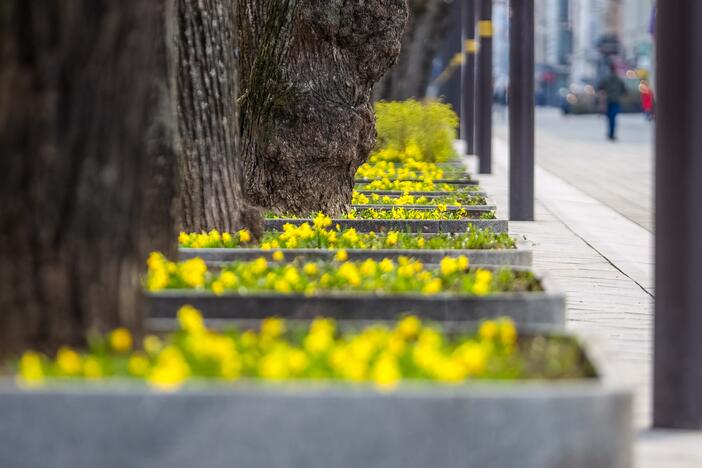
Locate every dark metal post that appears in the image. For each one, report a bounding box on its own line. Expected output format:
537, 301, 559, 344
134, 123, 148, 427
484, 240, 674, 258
508, 0, 534, 220
654, 1, 702, 429
461, 0, 477, 154
475, 0, 493, 173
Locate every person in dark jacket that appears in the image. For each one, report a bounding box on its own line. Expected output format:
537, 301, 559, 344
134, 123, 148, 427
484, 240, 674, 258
598, 64, 627, 140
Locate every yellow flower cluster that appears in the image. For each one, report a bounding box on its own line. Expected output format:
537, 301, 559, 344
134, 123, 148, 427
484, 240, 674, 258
356, 159, 448, 181
179, 223, 515, 252
356, 178, 460, 193
179, 229, 253, 249
147, 252, 208, 291
345, 207, 491, 221
145, 253, 530, 298
18, 306, 525, 390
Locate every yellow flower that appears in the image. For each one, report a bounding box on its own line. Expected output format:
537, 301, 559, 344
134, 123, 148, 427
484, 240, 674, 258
148, 346, 190, 390
372, 353, 401, 390
211, 281, 225, 295
83, 357, 103, 379
238, 229, 252, 243
179, 257, 207, 288
334, 249, 348, 262
397, 315, 421, 338
434, 358, 467, 382
472, 279, 491, 296
287, 349, 309, 374
440, 257, 459, 276
338, 262, 361, 286
417, 237, 426, 248
128, 353, 150, 377
313, 212, 332, 229
385, 231, 399, 247
259, 352, 289, 380
178, 305, 206, 334
379, 258, 394, 273
109, 328, 133, 353
456, 342, 488, 375
178, 232, 189, 245
56, 346, 82, 375
457, 255, 469, 270
18, 351, 44, 387
261, 242, 272, 250
274, 279, 292, 293
272, 250, 285, 262
222, 232, 233, 245
476, 269, 493, 284
303, 262, 318, 276
478, 320, 498, 341
251, 257, 268, 274
360, 258, 378, 276
422, 278, 442, 294
261, 317, 287, 338
143, 335, 163, 355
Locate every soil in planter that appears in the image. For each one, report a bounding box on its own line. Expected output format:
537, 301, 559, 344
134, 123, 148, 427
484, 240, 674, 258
14, 309, 596, 391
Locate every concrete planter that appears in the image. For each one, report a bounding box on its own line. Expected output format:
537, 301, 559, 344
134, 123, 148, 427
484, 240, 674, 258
351, 204, 497, 212
179, 247, 532, 267
0, 380, 632, 468
355, 190, 487, 197
264, 218, 508, 233
146, 273, 564, 329
355, 178, 478, 185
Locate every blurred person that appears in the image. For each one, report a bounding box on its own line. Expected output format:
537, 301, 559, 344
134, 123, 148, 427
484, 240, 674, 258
640, 81, 655, 121
597, 64, 627, 140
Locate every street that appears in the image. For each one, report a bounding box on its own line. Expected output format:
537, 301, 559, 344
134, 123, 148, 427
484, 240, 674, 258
495, 107, 654, 231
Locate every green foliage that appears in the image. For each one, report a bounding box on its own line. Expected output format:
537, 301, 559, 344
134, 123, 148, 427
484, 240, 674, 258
373, 100, 459, 163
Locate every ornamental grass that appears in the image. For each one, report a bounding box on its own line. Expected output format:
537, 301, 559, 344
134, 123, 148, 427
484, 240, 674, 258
16, 306, 593, 391
146, 253, 540, 296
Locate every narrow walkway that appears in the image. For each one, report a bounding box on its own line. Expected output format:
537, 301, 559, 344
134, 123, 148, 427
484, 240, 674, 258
468, 137, 702, 468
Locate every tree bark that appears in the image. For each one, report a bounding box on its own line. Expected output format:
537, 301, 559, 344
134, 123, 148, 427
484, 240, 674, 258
175, 0, 263, 235
374, 0, 452, 101
0, 1, 177, 355
239, 0, 409, 215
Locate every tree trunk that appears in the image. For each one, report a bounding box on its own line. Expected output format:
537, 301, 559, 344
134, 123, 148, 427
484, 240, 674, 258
0, 1, 177, 356
239, 0, 409, 215
374, 0, 452, 101
175, 0, 263, 235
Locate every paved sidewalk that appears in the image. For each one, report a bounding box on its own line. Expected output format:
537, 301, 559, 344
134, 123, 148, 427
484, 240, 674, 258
494, 108, 654, 231
468, 137, 702, 468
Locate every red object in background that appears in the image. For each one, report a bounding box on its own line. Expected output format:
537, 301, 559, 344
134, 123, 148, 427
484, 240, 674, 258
641, 85, 654, 112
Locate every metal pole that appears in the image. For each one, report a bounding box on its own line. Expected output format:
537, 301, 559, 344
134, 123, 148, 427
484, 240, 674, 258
475, 0, 493, 174
508, 0, 534, 221
461, 0, 477, 154
654, 0, 702, 429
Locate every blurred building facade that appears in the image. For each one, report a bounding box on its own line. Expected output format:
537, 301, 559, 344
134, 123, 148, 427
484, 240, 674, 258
529, 0, 655, 106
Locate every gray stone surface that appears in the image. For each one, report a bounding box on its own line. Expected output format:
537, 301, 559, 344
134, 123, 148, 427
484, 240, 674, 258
179, 247, 533, 267
264, 219, 508, 233
0, 382, 632, 468
146, 279, 565, 329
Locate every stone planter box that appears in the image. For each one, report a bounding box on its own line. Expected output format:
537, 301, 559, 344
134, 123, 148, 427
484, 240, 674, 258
355, 189, 488, 197
355, 178, 478, 185
0, 380, 632, 468
351, 204, 496, 212
146, 272, 564, 329
179, 246, 532, 267
264, 218, 508, 233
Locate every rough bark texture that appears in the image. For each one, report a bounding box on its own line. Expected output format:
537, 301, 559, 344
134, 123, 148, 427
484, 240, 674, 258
175, 0, 263, 235
239, 0, 409, 215
374, 0, 452, 101
0, 1, 177, 355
